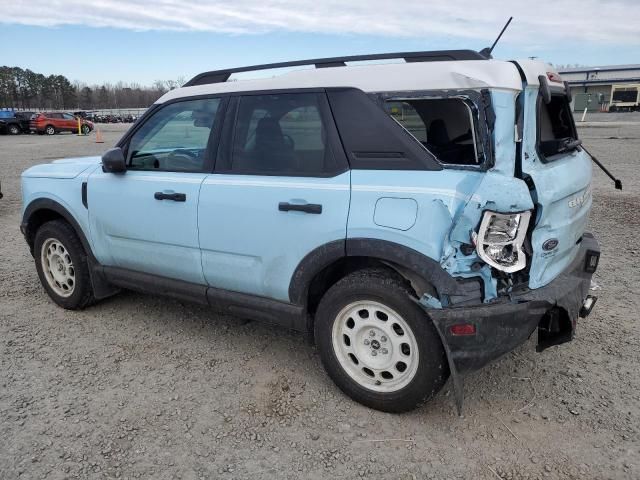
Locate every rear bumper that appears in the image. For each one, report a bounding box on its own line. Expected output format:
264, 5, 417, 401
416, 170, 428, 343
426, 233, 600, 373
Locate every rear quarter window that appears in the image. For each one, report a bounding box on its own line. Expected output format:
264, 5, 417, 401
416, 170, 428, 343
384, 98, 482, 166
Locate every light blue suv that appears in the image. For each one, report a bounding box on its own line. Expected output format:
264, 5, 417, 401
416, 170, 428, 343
21, 50, 601, 412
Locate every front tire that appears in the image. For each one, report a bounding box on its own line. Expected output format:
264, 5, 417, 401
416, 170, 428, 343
314, 268, 449, 413
34, 220, 95, 310
8, 124, 20, 135
81, 124, 90, 134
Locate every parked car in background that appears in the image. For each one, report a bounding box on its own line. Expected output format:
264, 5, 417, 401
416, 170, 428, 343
0, 111, 36, 135
608, 83, 640, 112
30, 112, 94, 135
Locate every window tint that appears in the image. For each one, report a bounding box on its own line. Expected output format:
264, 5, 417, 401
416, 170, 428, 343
231, 93, 334, 175
384, 98, 480, 165
63, 113, 75, 120
127, 98, 220, 172
49, 113, 63, 119
538, 95, 578, 158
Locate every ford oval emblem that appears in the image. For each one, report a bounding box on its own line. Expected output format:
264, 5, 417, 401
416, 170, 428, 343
542, 238, 559, 251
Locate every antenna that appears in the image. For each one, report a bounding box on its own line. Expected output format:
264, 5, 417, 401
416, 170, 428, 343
479, 17, 513, 58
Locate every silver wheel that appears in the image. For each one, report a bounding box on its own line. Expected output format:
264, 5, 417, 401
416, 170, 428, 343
40, 238, 75, 297
45, 125, 55, 135
331, 300, 419, 393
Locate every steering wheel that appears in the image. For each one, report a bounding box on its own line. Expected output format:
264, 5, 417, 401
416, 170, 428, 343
283, 134, 295, 150
169, 148, 198, 159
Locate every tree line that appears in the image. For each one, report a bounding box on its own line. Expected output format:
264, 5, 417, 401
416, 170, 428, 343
0, 66, 183, 111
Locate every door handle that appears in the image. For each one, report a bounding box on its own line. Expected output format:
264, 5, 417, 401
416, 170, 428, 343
278, 202, 322, 214
154, 192, 186, 202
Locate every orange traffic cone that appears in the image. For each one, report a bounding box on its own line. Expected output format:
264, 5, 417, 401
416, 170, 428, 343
95, 127, 104, 143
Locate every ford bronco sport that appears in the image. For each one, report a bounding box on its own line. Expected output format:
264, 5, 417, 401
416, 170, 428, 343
21, 50, 601, 412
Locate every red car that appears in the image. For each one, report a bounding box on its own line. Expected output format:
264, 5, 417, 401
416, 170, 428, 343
30, 112, 94, 135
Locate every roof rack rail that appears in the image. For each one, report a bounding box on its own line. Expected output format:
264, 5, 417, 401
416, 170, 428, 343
184, 49, 488, 87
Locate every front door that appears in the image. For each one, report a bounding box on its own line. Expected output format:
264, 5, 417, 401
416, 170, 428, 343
88, 97, 223, 284
198, 92, 351, 302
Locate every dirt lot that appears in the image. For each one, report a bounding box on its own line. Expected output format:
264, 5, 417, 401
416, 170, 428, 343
1, 122, 638, 480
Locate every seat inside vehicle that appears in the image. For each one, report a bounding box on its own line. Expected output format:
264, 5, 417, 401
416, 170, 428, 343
385, 98, 480, 165
231, 93, 336, 175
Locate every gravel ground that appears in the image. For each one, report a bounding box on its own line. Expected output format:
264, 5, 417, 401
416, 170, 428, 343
0, 122, 638, 480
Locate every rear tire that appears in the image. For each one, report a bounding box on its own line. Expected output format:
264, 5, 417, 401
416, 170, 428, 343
314, 268, 449, 413
8, 124, 20, 135
34, 220, 95, 310
45, 125, 55, 135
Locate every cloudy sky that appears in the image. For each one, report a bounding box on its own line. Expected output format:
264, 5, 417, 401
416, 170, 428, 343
1, 0, 639, 85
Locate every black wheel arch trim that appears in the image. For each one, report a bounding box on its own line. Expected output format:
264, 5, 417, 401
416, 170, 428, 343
22, 198, 91, 254
288, 238, 462, 305
21, 198, 119, 300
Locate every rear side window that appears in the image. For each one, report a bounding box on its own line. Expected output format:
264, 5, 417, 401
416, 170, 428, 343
384, 98, 481, 166
230, 93, 337, 176
538, 95, 578, 159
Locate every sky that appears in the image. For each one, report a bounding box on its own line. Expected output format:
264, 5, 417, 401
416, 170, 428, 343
1, 0, 639, 86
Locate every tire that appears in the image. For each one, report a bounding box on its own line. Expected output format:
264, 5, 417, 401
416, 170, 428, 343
34, 220, 95, 310
81, 124, 90, 135
45, 125, 56, 135
314, 268, 449, 413
8, 124, 20, 135
609, 105, 617, 113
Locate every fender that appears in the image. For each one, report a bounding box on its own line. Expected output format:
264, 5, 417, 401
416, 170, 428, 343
21, 198, 119, 300
288, 238, 463, 306
346, 238, 462, 296
288, 239, 345, 305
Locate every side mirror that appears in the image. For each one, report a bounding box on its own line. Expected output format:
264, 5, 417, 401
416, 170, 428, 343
102, 147, 126, 173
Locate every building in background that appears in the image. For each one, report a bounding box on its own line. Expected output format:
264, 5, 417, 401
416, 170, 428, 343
558, 64, 640, 112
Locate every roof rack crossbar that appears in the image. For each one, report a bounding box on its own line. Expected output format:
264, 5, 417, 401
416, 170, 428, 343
184, 49, 487, 87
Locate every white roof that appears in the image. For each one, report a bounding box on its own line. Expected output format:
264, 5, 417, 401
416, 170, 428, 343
158, 59, 524, 103
512, 60, 561, 87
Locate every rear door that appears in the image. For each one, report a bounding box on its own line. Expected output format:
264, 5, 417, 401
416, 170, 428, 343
62, 113, 77, 132
198, 91, 350, 302
88, 97, 224, 284
518, 69, 592, 288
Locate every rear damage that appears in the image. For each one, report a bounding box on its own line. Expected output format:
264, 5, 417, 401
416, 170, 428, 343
417, 62, 601, 410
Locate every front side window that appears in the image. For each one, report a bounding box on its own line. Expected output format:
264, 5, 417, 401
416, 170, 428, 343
63, 113, 75, 120
230, 93, 336, 175
384, 98, 481, 166
127, 98, 221, 172
538, 95, 578, 159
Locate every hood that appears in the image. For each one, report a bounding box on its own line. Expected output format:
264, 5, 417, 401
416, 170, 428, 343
22, 156, 102, 179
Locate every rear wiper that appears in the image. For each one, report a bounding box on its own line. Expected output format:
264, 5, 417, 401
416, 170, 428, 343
580, 144, 623, 190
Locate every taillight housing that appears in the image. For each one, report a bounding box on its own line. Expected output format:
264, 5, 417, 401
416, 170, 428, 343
474, 211, 532, 273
